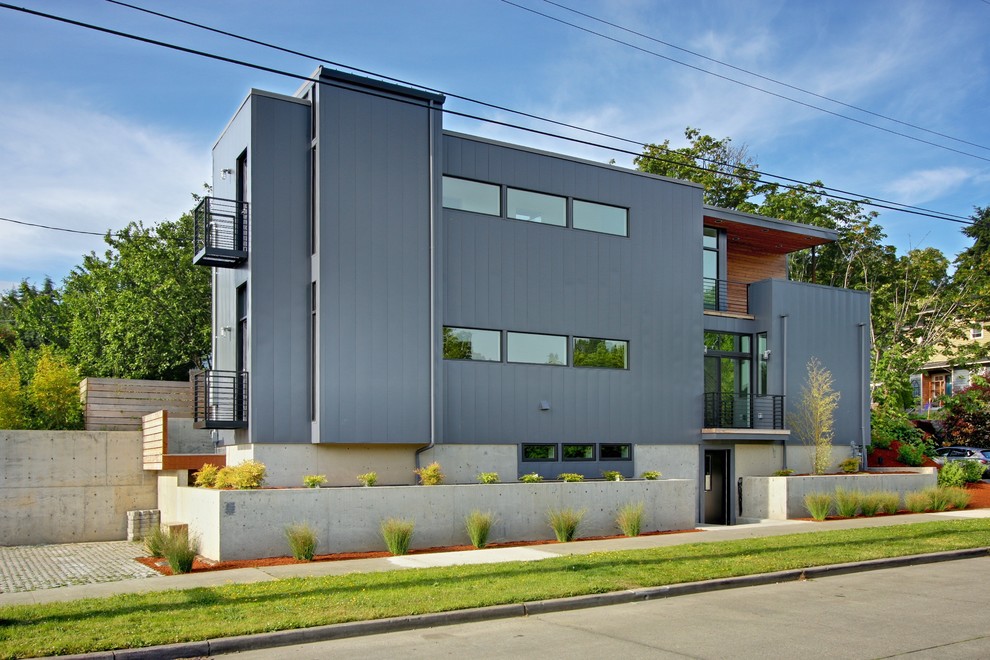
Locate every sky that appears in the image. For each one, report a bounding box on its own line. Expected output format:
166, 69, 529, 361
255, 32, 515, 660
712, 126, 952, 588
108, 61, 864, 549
1, 0, 988, 293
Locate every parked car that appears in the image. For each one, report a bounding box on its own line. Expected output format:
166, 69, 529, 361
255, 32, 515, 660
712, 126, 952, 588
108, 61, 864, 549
932, 446, 990, 477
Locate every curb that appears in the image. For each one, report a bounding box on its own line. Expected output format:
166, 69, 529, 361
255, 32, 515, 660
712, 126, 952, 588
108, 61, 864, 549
48, 547, 990, 659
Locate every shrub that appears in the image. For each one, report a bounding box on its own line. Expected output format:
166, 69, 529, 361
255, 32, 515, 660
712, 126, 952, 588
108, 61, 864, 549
772, 469, 794, 477
871, 412, 922, 450
284, 522, 318, 561
547, 507, 585, 542
615, 501, 644, 537
904, 491, 929, 513
601, 470, 624, 481
897, 442, 926, 467
833, 488, 861, 517
804, 492, 833, 521
464, 510, 495, 548
380, 518, 415, 555
193, 463, 220, 488
357, 472, 377, 487
938, 461, 967, 488
477, 472, 500, 484
557, 472, 584, 482
214, 460, 266, 489
143, 526, 168, 558
870, 434, 892, 451
0, 356, 25, 429
858, 491, 883, 517
640, 470, 662, 480
414, 462, 445, 486
26, 346, 83, 430
923, 486, 952, 512
161, 528, 199, 574
519, 472, 543, 483
944, 486, 972, 510
302, 475, 327, 489
875, 491, 901, 514
940, 376, 990, 447
960, 460, 987, 483
838, 457, 861, 473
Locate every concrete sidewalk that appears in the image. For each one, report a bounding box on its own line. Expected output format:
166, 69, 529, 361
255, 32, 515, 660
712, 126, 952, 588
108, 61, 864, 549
3, 508, 990, 608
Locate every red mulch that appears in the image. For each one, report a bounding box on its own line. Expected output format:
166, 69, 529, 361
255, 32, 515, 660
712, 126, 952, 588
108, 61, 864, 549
867, 440, 940, 469
136, 528, 702, 576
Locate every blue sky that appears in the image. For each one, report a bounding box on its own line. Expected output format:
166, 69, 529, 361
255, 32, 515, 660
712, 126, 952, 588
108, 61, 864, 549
1, 0, 988, 292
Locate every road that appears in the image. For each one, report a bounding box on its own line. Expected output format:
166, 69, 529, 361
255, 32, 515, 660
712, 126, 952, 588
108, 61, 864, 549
215, 556, 990, 659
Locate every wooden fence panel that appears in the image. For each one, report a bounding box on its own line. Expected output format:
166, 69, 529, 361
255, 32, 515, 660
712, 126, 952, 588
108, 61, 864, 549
82, 378, 193, 431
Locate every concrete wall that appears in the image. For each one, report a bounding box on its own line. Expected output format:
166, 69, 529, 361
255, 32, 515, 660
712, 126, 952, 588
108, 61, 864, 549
740, 469, 937, 520
419, 444, 519, 484
0, 430, 157, 545
223, 443, 421, 487
171, 479, 695, 561
633, 444, 697, 481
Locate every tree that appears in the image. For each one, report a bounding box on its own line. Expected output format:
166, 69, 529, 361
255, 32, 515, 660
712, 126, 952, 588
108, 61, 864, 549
940, 373, 990, 447
0, 278, 68, 354
0, 354, 25, 429
791, 358, 840, 474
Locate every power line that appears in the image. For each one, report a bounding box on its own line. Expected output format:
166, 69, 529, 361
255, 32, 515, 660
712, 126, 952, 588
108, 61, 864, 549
498, 0, 990, 164
100, 0, 973, 224
0, 2, 973, 227
538, 0, 990, 154
0, 215, 116, 236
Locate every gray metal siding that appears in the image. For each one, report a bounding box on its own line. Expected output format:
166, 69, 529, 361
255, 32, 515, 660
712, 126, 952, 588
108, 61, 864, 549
316, 83, 434, 443
442, 134, 703, 446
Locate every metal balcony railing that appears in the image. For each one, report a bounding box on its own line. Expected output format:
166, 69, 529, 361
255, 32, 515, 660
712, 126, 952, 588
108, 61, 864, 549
703, 278, 750, 315
193, 196, 249, 267
192, 369, 248, 429
704, 392, 785, 430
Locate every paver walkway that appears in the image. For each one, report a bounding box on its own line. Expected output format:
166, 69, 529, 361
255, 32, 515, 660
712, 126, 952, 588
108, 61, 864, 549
0, 540, 160, 593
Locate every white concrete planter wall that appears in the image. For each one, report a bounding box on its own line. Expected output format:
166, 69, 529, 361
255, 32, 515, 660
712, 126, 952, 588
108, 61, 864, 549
740, 468, 937, 521
173, 479, 695, 561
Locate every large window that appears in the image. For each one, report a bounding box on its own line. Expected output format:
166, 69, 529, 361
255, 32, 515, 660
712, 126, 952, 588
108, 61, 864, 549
443, 327, 501, 362
573, 200, 628, 236
507, 332, 567, 365
704, 227, 720, 310
507, 188, 566, 226
442, 177, 500, 216
573, 337, 627, 369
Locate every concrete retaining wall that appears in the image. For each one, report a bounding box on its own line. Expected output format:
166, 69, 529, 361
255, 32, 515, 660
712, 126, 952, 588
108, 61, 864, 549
170, 479, 695, 561
0, 430, 157, 544
740, 469, 937, 520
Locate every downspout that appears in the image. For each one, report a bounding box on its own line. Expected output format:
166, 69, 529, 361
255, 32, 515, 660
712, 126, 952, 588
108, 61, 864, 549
416, 99, 438, 469
780, 314, 789, 470
859, 322, 868, 470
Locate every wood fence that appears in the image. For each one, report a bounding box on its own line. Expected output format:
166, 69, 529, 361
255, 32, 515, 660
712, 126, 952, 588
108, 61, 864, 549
141, 409, 225, 471
81, 378, 193, 431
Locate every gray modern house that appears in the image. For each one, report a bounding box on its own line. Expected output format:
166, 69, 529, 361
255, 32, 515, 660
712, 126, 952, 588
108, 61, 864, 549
193, 67, 870, 525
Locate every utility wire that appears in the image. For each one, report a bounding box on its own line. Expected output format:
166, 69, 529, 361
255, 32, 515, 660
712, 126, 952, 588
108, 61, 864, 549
0, 2, 972, 226
0, 215, 116, 236
539, 0, 990, 154
101, 0, 973, 223
498, 0, 990, 165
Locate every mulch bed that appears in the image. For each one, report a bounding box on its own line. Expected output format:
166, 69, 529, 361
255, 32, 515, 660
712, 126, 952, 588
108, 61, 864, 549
867, 441, 940, 469
136, 528, 702, 576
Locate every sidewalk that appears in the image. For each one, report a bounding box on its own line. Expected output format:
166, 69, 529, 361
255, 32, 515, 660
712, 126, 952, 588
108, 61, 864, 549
3, 508, 989, 608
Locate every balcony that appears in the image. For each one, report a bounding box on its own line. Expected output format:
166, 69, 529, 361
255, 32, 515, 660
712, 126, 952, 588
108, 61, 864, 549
703, 278, 749, 315
192, 370, 248, 429
193, 197, 249, 268
704, 392, 785, 430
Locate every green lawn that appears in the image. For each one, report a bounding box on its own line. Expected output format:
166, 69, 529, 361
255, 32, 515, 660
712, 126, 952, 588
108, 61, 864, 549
2, 519, 990, 658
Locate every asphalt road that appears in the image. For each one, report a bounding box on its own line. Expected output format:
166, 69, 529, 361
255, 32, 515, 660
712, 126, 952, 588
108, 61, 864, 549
215, 556, 990, 659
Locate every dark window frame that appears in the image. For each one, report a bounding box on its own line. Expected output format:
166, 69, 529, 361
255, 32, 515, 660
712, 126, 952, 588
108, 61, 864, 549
506, 331, 568, 366
522, 443, 559, 462
571, 198, 629, 237
441, 175, 502, 217
505, 186, 567, 228
599, 443, 632, 461
442, 326, 502, 362
562, 443, 596, 461
573, 336, 629, 370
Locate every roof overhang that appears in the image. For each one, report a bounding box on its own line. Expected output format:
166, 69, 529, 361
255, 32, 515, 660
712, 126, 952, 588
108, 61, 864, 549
704, 205, 837, 255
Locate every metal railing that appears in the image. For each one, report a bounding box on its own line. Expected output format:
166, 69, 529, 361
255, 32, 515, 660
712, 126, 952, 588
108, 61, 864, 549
704, 392, 785, 430
192, 369, 248, 429
192, 196, 249, 267
703, 278, 750, 314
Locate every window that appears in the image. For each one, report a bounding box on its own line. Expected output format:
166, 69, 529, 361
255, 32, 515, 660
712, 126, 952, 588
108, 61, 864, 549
522, 444, 557, 461
704, 227, 720, 310
507, 332, 567, 365
599, 444, 631, 460
573, 337, 628, 369
311, 282, 317, 421
573, 200, 628, 236
506, 188, 566, 226
443, 327, 501, 362
756, 332, 768, 396
562, 443, 595, 461
972, 324, 984, 339
442, 177, 500, 216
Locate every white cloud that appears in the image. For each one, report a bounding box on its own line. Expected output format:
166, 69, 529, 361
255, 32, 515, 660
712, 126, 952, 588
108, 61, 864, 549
0, 90, 209, 285
884, 167, 972, 205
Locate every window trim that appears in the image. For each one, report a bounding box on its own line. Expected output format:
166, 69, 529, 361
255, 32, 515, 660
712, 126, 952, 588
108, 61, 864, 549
572, 198, 629, 237
441, 175, 502, 217
505, 186, 567, 227
522, 443, 559, 462
599, 443, 632, 461
506, 331, 569, 366
562, 443, 596, 462
442, 326, 502, 363
572, 336, 629, 370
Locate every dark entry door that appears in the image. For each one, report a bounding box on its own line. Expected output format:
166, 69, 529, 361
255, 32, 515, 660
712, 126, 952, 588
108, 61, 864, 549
703, 449, 730, 525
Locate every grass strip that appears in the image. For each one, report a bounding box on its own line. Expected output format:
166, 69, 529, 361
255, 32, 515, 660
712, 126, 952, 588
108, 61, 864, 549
3, 518, 990, 658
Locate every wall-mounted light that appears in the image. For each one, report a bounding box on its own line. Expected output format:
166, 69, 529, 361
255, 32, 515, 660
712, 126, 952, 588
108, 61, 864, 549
215, 326, 232, 340
761, 349, 772, 360
220, 168, 234, 180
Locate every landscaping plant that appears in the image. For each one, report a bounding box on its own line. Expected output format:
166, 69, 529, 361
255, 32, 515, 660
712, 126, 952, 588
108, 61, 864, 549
833, 488, 861, 517
601, 470, 624, 481
302, 474, 327, 489
857, 491, 884, 517
284, 522, 319, 561
944, 486, 972, 510
804, 492, 833, 521
415, 462, 445, 486
922, 487, 952, 512
615, 501, 645, 537
193, 463, 220, 488
838, 456, 861, 473
547, 507, 585, 542
938, 461, 967, 488
477, 472, 500, 484
557, 472, 584, 482
380, 518, 415, 555
519, 472, 543, 483
213, 460, 267, 489
464, 510, 495, 548
904, 491, 929, 513
143, 525, 168, 558
791, 358, 840, 474
897, 441, 927, 467
876, 491, 901, 514
772, 469, 795, 477
940, 375, 990, 447
161, 528, 199, 574
960, 460, 987, 484
640, 470, 662, 480
357, 471, 378, 487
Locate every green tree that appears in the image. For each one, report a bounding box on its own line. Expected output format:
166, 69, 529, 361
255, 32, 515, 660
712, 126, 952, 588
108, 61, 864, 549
791, 358, 840, 474
0, 354, 25, 429
0, 278, 68, 354
26, 345, 82, 430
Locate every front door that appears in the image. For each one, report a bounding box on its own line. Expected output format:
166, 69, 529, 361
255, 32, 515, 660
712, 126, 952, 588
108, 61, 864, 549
703, 449, 730, 525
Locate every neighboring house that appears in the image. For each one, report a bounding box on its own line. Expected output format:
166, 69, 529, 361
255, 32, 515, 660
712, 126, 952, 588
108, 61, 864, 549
191, 67, 870, 525
912, 321, 990, 407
